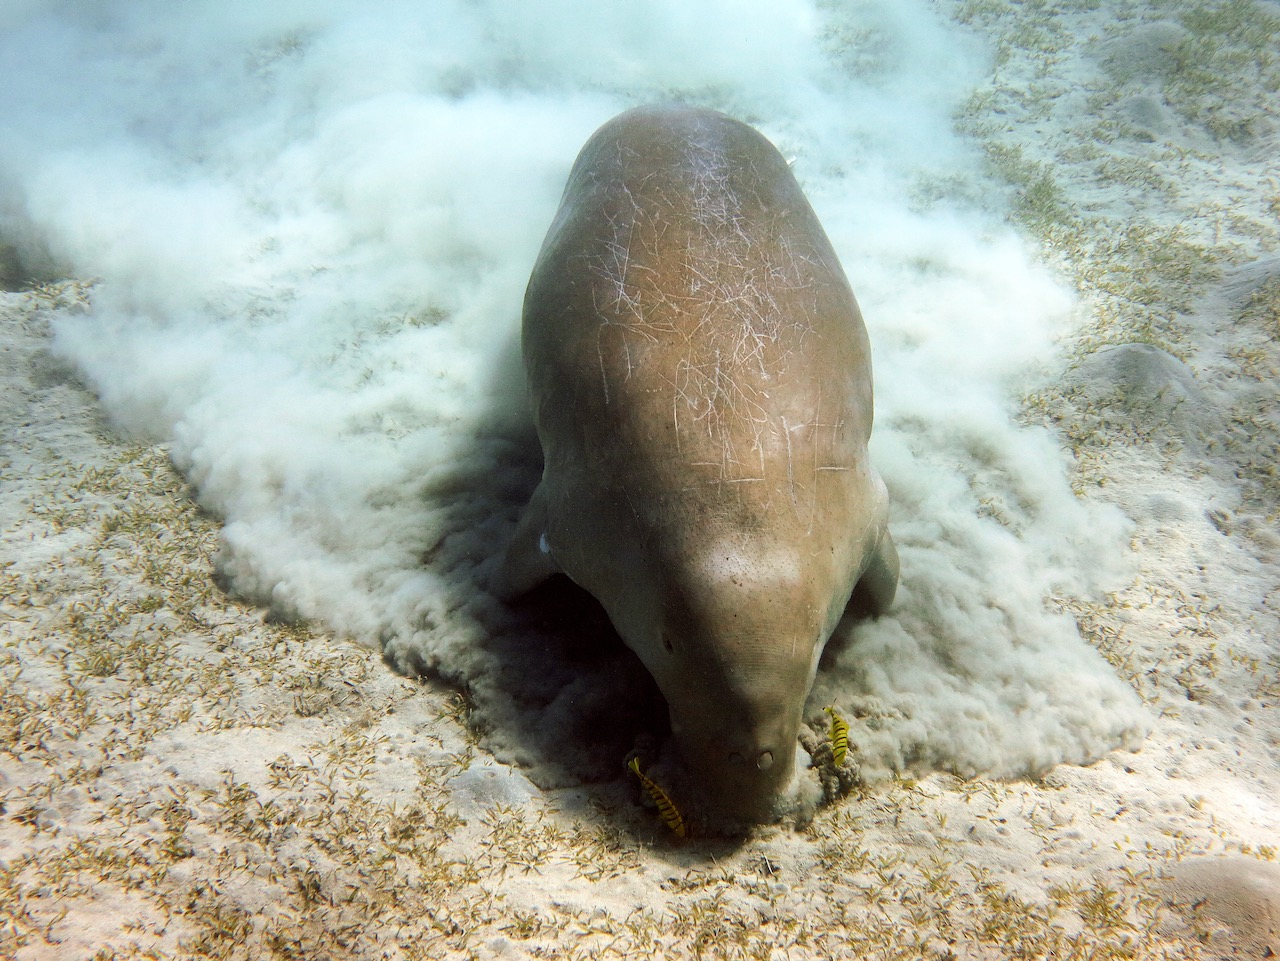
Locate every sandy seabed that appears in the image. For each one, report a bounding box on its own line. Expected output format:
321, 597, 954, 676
3, 1, 1279, 958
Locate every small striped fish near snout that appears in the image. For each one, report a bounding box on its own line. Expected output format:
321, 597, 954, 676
628, 756, 688, 838
825, 706, 849, 767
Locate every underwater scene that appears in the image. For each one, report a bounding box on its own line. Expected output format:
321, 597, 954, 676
1, 0, 1277, 957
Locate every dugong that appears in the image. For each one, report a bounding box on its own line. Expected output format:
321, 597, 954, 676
500, 105, 898, 826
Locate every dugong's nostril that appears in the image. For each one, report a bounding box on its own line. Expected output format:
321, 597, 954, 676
727, 750, 775, 770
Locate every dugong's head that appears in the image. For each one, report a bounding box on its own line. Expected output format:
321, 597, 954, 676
638, 540, 838, 826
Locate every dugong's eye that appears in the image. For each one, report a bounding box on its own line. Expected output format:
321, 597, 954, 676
660, 633, 674, 653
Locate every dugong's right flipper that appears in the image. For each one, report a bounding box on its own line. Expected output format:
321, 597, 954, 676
494, 482, 559, 600
848, 529, 899, 618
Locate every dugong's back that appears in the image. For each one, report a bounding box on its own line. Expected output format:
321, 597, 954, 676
511, 106, 895, 825
526, 107, 874, 555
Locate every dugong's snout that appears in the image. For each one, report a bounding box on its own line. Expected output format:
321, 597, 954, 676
669, 702, 805, 825
650, 562, 829, 826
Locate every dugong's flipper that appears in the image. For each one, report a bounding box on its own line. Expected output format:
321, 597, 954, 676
495, 482, 558, 600
849, 529, 899, 618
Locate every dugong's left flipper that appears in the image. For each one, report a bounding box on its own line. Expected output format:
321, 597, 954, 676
848, 529, 899, 618
494, 482, 559, 600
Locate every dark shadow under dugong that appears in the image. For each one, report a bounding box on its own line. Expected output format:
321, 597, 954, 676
498, 105, 897, 827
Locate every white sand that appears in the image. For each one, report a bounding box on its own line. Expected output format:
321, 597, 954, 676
2, 1, 1278, 958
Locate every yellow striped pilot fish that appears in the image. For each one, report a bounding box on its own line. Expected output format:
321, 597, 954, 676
628, 756, 687, 838
825, 706, 849, 766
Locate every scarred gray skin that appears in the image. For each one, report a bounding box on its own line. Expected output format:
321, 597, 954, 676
500, 105, 898, 825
